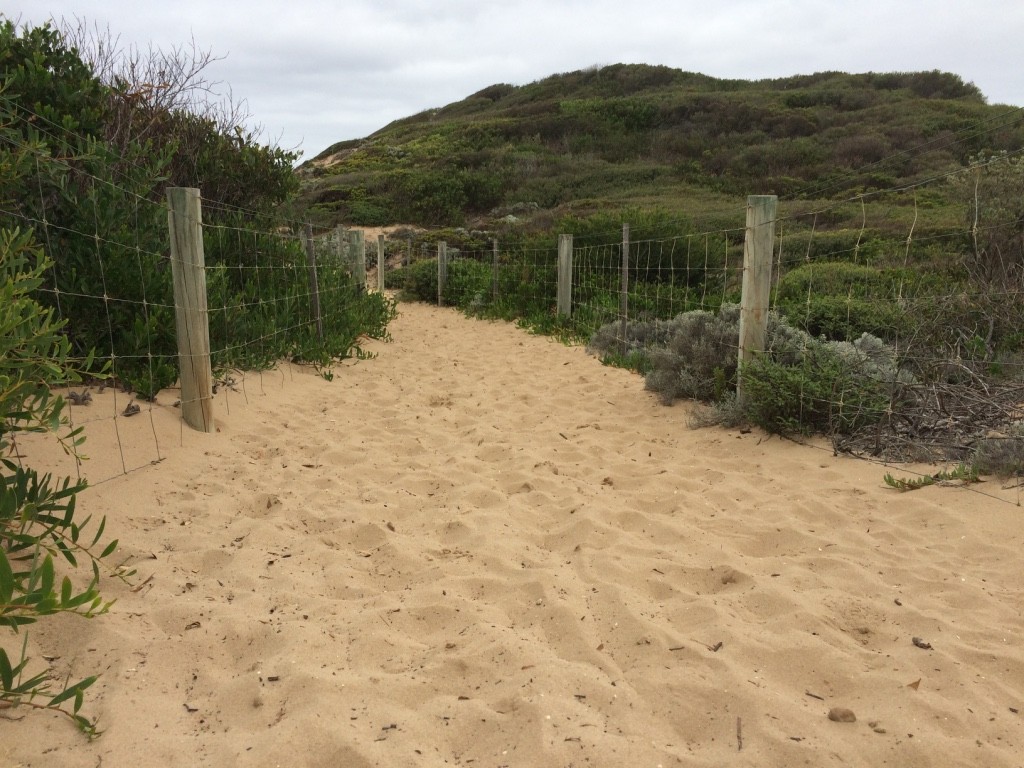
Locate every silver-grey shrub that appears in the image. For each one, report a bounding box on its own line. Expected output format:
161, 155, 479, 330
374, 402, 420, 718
586, 317, 675, 359
597, 303, 914, 413
643, 306, 741, 403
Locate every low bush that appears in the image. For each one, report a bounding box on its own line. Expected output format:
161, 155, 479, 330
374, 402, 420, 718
774, 262, 932, 340
596, 303, 911, 437
392, 258, 438, 302
642, 310, 737, 403
444, 259, 495, 310
971, 424, 1024, 479
739, 339, 895, 436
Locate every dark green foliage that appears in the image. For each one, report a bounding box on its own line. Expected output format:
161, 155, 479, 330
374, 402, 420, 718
0, 19, 393, 397
399, 170, 468, 225
0, 23, 172, 395
774, 262, 935, 340
394, 256, 494, 311
159, 111, 299, 217
393, 258, 439, 302
349, 199, 392, 227
739, 342, 892, 436
444, 259, 494, 309
0, 20, 106, 138
204, 228, 396, 378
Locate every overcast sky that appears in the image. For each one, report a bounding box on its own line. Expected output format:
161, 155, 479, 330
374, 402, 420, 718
13, 1, 1024, 161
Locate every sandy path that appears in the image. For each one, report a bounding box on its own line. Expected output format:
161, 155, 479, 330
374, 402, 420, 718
2, 300, 1022, 767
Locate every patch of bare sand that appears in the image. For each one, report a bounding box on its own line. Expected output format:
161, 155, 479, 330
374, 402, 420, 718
2, 301, 1023, 767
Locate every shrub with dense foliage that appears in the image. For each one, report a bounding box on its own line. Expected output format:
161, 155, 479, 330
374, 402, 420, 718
774, 262, 933, 341
588, 304, 913, 437
0, 18, 395, 395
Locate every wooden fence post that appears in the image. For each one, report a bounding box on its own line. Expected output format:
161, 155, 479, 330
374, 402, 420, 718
738, 195, 778, 401
557, 233, 573, 317
336, 225, 348, 270
166, 187, 214, 433
619, 223, 630, 349
492, 238, 499, 301
303, 224, 324, 340
350, 229, 366, 293
437, 241, 448, 305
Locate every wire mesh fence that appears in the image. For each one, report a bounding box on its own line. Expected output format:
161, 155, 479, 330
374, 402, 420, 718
399, 176, 1022, 485
4, 86, 1023, 490
1, 104, 393, 485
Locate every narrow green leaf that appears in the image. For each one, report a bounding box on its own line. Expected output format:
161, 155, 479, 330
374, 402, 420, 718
47, 686, 78, 707
0, 549, 13, 606
48, 675, 97, 708
0, 647, 13, 690
60, 546, 78, 569
91, 516, 106, 547
60, 575, 73, 606
39, 554, 55, 597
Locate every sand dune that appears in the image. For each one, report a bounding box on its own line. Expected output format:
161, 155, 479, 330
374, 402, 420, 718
2, 300, 1022, 767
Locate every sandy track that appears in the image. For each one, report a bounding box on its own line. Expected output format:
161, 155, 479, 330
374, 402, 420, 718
3, 300, 1022, 767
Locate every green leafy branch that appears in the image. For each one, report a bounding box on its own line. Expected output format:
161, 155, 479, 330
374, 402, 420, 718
883, 463, 980, 492
0, 634, 101, 738
0, 227, 123, 737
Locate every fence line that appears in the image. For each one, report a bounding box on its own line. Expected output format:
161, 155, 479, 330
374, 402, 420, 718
4, 96, 1022, 489
2, 122, 392, 486
397, 171, 1021, 480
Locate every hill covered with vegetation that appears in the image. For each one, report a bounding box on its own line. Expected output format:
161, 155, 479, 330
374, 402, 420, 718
298, 63, 1024, 470
297, 64, 1023, 234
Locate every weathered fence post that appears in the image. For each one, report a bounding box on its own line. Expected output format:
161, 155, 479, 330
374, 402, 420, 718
377, 233, 386, 292
492, 238, 499, 301
166, 187, 214, 433
557, 233, 573, 317
303, 224, 324, 340
335, 225, 348, 270
437, 241, 448, 306
619, 223, 630, 349
738, 194, 778, 401
350, 229, 366, 293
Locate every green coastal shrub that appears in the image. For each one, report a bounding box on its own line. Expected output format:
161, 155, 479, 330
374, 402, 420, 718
774, 262, 923, 340
739, 338, 896, 436
444, 259, 494, 310
393, 258, 439, 302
